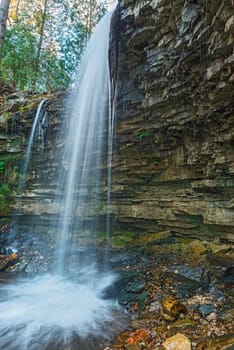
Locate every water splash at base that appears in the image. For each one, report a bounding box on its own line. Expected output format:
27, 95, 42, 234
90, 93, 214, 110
0, 271, 125, 350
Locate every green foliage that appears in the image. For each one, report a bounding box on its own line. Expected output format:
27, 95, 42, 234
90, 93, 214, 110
38, 49, 71, 91
0, 22, 69, 91
54, 0, 107, 37
0, 218, 11, 224
1, 23, 37, 90
0, 184, 10, 196
0, 161, 4, 174
0, 184, 11, 215
0, 0, 108, 92
0, 153, 21, 180
0, 153, 20, 214
136, 129, 151, 141
10, 137, 22, 148
57, 22, 88, 82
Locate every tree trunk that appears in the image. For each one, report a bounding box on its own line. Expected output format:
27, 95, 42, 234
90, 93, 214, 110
86, 0, 94, 40
0, 0, 10, 49
32, 0, 49, 90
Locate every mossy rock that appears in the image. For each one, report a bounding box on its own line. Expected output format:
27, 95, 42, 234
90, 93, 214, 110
207, 334, 234, 349
163, 239, 207, 261
0, 218, 11, 224
0, 196, 10, 215
109, 232, 136, 248
171, 318, 198, 329
187, 239, 207, 256
0, 184, 11, 215
129, 231, 173, 248
161, 295, 187, 321
206, 241, 232, 254
96, 231, 107, 245
207, 249, 234, 267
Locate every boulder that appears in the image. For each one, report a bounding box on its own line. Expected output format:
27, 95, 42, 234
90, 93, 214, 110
162, 333, 191, 350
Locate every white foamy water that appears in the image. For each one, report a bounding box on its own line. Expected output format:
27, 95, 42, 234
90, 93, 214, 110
0, 271, 123, 350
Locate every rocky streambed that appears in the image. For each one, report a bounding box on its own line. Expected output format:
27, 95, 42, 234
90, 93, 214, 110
105, 237, 234, 350
0, 225, 233, 350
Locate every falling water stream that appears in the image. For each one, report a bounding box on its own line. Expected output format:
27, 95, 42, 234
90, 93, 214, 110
0, 11, 125, 350
20, 98, 48, 191
12, 98, 48, 238
54, 9, 113, 275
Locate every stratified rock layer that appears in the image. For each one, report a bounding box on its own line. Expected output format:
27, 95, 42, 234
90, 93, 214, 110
109, 0, 234, 241
0, 1, 233, 243
0, 88, 67, 225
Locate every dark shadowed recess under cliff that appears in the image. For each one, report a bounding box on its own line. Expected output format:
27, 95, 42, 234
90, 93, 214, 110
109, 0, 234, 242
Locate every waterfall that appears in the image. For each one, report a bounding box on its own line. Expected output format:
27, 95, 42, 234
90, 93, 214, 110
54, 11, 113, 275
0, 11, 126, 350
11, 97, 48, 236
19, 98, 48, 192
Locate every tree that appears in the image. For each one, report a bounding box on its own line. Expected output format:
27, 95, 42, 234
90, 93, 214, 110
33, 0, 49, 89
0, 0, 10, 49
1, 23, 38, 90
1, 0, 108, 91
86, 0, 107, 38
58, 0, 106, 39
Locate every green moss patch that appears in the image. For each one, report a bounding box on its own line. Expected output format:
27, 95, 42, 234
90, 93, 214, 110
129, 231, 173, 248
0, 184, 11, 215
110, 232, 136, 248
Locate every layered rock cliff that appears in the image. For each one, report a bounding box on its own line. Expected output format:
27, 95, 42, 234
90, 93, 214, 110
0, 86, 66, 226
0, 0, 233, 243
109, 0, 234, 242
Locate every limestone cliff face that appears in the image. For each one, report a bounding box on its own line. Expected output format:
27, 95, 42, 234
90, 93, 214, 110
0, 87, 66, 224
12, 94, 67, 224
109, 0, 234, 241
0, 0, 233, 242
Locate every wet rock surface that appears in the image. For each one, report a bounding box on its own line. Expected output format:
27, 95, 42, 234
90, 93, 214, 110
0, 225, 234, 349
0, 86, 67, 226
0, 223, 54, 274
102, 236, 234, 350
